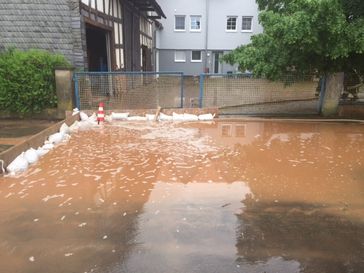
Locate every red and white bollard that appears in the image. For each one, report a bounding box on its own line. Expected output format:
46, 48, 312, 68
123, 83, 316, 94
97, 102, 105, 124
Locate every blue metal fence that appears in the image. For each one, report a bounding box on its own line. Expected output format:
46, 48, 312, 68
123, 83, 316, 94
73, 71, 184, 110
73, 71, 322, 115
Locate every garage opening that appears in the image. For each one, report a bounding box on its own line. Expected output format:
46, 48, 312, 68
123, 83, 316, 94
86, 24, 110, 72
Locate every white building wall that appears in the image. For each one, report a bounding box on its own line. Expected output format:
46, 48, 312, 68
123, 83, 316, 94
156, 0, 263, 75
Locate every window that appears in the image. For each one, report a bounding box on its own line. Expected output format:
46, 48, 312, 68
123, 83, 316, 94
221, 124, 232, 137
175, 15, 186, 31
175, 51, 186, 62
226, 16, 237, 31
242, 16, 253, 31
191, 51, 202, 62
190, 16, 201, 31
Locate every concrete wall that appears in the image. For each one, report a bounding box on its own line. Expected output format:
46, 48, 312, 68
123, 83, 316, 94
0, 0, 85, 68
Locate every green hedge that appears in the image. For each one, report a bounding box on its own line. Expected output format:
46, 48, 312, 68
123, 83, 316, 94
0, 49, 71, 113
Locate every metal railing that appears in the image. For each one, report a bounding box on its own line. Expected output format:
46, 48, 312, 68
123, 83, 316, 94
74, 71, 184, 110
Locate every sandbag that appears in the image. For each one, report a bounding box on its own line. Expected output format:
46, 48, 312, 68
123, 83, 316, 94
172, 112, 185, 121
183, 113, 199, 121
159, 113, 173, 121
59, 123, 70, 134
105, 115, 112, 123
88, 113, 97, 122
48, 132, 65, 144
72, 108, 80, 116
6, 153, 29, 174
24, 148, 39, 164
69, 121, 79, 133
111, 112, 129, 120
36, 147, 49, 157
146, 114, 155, 121
127, 116, 147, 121
42, 143, 54, 150
80, 112, 89, 121
198, 113, 215, 121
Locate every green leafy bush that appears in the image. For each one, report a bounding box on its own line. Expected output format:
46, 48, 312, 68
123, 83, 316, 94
0, 49, 71, 113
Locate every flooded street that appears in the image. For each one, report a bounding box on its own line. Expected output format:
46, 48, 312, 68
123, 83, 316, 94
0, 120, 363, 273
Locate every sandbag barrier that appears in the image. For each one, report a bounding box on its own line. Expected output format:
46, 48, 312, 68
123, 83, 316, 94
0, 114, 80, 175
1, 107, 218, 175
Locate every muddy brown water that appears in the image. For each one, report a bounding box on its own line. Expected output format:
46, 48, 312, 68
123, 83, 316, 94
0, 120, 363, 273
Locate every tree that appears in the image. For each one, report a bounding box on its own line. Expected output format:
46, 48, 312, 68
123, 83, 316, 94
223, 0, 364, 82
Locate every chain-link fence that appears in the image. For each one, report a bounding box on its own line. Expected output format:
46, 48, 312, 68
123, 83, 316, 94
199, 73, 321, 115
74, 72, 184, 110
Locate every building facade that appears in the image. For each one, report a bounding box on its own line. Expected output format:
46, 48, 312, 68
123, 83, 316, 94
155, 0, 263, 75
0, 0, 165, 72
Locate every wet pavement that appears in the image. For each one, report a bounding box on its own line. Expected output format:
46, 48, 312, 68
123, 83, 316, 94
0, 120, 363, 273
0, 119, 57, 153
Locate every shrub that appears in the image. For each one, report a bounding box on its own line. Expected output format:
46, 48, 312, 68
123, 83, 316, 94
0, 49, 71, 113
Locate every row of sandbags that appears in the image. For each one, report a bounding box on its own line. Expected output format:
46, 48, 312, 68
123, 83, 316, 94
5, 116, 89, 175
108, 112, 215, 122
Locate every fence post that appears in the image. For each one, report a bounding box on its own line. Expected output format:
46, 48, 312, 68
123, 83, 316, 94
55, 68, 74, 117
74, 73, 80, 110
180, 74, 184, 108
199, 74, 205, 108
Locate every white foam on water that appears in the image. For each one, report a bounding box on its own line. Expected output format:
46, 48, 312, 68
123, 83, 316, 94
42, 194, 64, 202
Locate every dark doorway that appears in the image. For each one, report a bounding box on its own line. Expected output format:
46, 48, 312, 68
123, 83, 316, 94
143, 46, 153, 71
214, 52, 222, 74
86, 25, 109, 72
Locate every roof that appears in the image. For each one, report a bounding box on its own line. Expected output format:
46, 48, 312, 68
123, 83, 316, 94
131, 0, 166, 19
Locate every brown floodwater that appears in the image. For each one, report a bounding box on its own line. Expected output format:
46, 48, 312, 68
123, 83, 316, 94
0, 120, 363, 273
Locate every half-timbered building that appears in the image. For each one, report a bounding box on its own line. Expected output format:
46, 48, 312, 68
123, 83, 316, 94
0, 0, 165, 72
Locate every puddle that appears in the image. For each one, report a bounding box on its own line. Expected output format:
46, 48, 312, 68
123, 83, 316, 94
0, 120, 363, 273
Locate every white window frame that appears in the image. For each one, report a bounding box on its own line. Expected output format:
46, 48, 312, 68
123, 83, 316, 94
190, 15, 202, 32
174, 15, 186, 32
241, 16, 253, 32
191, 51, 202, 62
174, 51, 186, 62
226, 16, 238, 32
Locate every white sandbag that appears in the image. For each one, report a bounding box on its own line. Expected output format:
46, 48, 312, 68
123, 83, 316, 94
183, 113, 199, 121
127, 116, 147, 121
111, 112, 129, 120
80, 112, 89, 121
146, 114, 155, 121
172, 112, 185, 121
61, 134, 71, 143
159, 113, 173, 121
36, 147, 49, 157
6, 153, 29, 174
48, 132, 65, 144
42, 143, 54, 150
105, 115, 112, 123
72, 108, 80, 116
78, 120, 97, 130
24, 148, 39, 164
69, 121, 79, 133
59, 123, 70, 134
198, 113, 215, 121
88, 113, 97, 122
